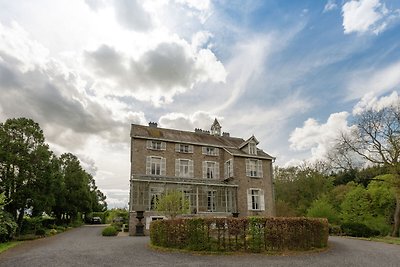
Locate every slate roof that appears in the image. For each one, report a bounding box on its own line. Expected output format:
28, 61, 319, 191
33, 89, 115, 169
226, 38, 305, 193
131, 124, 275, 160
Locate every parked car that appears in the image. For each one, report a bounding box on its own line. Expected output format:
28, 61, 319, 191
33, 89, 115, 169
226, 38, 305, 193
92, 217, 102, 224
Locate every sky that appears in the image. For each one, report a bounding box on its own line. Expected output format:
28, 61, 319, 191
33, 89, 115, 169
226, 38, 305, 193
0, 0, 400, 208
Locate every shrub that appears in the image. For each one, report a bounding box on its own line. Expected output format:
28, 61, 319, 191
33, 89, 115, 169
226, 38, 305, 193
341, 222, 379, 237
102, 226, 118, 236
35, 228, 46, 236
49, 229, 58, 235
111, 222, 123, 231
0, 211, 17, 243
329, 224, 342, 235
150, 217, 328, 252
307, 197, 339, 224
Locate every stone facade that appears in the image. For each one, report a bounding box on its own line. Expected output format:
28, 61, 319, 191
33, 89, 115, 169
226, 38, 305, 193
129, 120, 275, 236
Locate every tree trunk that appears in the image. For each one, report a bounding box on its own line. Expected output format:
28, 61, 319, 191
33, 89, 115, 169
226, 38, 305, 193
16, 207, 25, 236
392, 193, 400, 237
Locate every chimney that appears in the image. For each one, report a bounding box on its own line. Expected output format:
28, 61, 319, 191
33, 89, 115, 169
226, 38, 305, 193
148, 122, 158, 128
222, 132, 230, 137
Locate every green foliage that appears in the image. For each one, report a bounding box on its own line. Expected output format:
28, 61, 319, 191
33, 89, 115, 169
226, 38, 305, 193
104, 208, 128, 224
306, 196, 339, 224
102, 226, 118, 236
274, 166, 334, 215
155, 190, 190, 219
35, 228, 46, 236
341, 222, 379, 237
150, 217, 329, 252
341, 185, 371, 223
0, 193, 17, 243
0, 117, 107, 230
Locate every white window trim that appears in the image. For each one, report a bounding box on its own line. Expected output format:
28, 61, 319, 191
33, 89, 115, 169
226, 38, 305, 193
147, 140, 166, 151
175, 144, 193, 153
224, 159, 234, 178
146, 156, 166, 176
202, 161, 219, 179
248, 142, 257, 155
175, 158, 194, 178
247, 188, 265, 211
245, 159, 263, 178
202, 146, 219, 156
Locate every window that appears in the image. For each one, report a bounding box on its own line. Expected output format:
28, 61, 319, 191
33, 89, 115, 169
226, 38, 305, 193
147, 140, 166, 150
247, 188, 265, 211
175, 159, 194, 178
146, 156, 166, 175
248, 143, 257, 155
202, 146, 219, 156
175, 144, 193, 153
245, 159, 263, 178
207, 190, 216, 212
149, 187, 163, 210
224, 159, 233, 178
203, 161, 219, 179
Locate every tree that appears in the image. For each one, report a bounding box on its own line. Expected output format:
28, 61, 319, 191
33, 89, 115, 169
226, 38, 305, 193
58, 153, 92, 222
274, 165, 333, 216
0, 192, 17, 242
155, 190, 189, 219
337, 103, 400, 236
306, 196, 339, 224
0, 118, 53, 231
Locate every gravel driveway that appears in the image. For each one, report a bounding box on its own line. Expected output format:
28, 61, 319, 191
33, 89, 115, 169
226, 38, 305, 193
0, 225, 399, 267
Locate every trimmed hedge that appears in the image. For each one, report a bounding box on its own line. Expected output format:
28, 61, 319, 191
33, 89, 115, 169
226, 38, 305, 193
150, 217, 329, 252
102, 226, 118, 236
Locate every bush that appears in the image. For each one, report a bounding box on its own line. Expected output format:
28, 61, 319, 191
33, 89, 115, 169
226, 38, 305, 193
150, 217, 329, 252
0, 211, 17, 243
341, 222, 379, 237
329, 224, 342, 235
35, 228, 46, 236
111, 222, 123, 231
102, 226, 118, 236
49, 229, 58, 235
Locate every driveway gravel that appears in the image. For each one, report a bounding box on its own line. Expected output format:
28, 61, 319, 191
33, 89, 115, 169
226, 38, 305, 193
0, 225, 399, 267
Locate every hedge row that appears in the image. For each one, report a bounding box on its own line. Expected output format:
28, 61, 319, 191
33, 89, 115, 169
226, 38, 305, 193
150, 217, 329, 252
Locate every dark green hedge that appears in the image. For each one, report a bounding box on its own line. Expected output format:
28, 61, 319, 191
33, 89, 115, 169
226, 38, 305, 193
341, 222, 379, 237
150, 217, 329, 252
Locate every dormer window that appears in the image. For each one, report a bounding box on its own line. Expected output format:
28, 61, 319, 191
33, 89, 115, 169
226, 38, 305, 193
248, 143, 257, 155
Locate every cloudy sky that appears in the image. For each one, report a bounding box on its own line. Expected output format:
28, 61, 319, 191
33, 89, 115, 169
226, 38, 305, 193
1, 0, 400, 208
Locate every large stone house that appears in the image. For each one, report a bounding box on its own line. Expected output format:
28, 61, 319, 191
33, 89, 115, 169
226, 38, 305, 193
129, 119, 275, 235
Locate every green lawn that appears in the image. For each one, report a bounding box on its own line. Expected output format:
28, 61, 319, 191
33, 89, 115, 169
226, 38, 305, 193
370, 236, 400, 245
0, 241, 21, 253
356, 236, 400, 245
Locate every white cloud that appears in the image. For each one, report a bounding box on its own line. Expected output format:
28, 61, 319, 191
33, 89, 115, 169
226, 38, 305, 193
288, 91, 400, 163
342, 0, 399, 35
289, 112, 351, 162
353, 91, 400, 114
347, 60, 400, 100
324, 0, 338, 13
158, 111, 219, 131
84, 40, 226, 106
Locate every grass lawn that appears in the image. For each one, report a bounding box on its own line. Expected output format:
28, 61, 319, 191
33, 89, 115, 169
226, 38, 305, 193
0, 241, 21, 254
369, 236, 400, 245
355, 236, 400, 245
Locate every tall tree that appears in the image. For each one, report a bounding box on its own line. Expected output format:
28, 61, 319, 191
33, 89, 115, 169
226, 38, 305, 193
337, 103, 400, 236
0, 118, 53, 231
274, 164, 333, 216
59, 153, 92, 222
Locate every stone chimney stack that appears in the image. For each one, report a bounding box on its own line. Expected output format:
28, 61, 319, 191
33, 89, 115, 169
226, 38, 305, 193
148, 122, 158, 128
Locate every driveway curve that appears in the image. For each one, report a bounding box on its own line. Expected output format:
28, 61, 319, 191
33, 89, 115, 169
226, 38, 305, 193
0, 225, 399, 267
